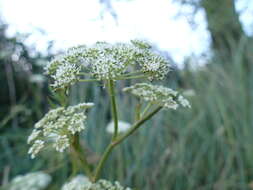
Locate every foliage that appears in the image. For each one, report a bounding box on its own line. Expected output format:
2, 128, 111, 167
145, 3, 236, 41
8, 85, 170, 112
20, 40, 190, 189
0, 20, 52, 186
0, 2, 253, 188
2, 38, 253, 189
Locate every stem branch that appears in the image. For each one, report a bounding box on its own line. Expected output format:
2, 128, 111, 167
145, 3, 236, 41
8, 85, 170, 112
92, 106, 162, 181
71, 134, 92, 178
108, 80, 119, 140
114, 106, 162, 146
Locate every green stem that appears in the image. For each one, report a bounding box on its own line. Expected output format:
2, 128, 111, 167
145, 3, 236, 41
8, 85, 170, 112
114, 106, 162, 146
78, 72, 92, 76
79, 79, 100, 82
71, 134, 92, 178
108, 80, 119, 140
134, 100, 142, 121
121, 71, 143, 77
116, 75, 147, 80
92, 106, 162, 182
141, 103, 152, 117
92, 143, 114, 182
78, 74, 146, 84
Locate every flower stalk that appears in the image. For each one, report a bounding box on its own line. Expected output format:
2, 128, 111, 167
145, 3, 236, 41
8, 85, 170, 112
108, 80, 119, 140
71, 134, 92, 178
92, 105, 163, 182
27, 40, 191, 189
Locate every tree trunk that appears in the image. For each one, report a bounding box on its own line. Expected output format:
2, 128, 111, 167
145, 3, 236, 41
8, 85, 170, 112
201, 0, 246, 58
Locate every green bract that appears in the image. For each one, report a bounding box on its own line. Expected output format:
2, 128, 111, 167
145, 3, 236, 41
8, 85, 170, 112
45, 40, 170, 90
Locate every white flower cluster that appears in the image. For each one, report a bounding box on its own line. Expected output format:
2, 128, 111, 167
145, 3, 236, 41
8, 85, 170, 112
61, 175, 91, 190
130, 40, 170, 80
106, 120, 131, 134
61, 175, 131, 190
28, 103, 94, 158
82, 42, 130, 80
45, 46, 86, 90
183, 89, 196, 97
123, 83, 191, 110
83, 40, 170, 81
9, 172, 51, 190
45, 40, 170, 89
90, 180, 131, 190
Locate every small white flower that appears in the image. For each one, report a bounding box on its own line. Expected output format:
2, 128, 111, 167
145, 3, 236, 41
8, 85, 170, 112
93, 179, 132, 190
106, 120, 131, 134
45, 46, 84, 90
27, 129, 41, 144
68, 113, 86, 134
51, 62, 81, 89
178, 95, 191, 108
61, 175, 92, 190
27, 103, 94, 158
29, 74, 45, 84
61, 176, 131, 190
10, 171, 51, 190
123, 83, 190, 110
182, 89, 196, 97
45, 40, 170, 89
53, 135, 70, 152
28, 140, 45, 159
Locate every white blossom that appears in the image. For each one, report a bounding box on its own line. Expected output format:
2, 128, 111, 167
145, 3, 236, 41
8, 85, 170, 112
29, 74, 45, 84
61, 175, 92, 190
89, 180, 131, 190
123, 83, 190, 110
10, 172, 51, 190
53, 135, 70, 152
28, 140, 45, 159
45, 40, 170, 89
27, 103, 93, 158
51, 61, 81, 89
182, 89, 196, 97
178, 95, 191, 108
45, 46, 86, 90
61, 175, 131, 190
106, 120, 131, 134
27, 129, 41, 144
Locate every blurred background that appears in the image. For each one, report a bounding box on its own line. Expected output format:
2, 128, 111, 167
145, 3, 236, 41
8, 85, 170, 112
0, 0, 253, 189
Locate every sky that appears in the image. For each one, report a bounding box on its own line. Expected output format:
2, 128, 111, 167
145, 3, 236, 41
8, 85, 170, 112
0, 0, 252, 63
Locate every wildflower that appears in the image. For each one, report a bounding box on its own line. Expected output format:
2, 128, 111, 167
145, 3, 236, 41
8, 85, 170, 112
45, 58, 81, 90
123, 83, 191, 109
84, 41, 170, 81
134, 49, 170, 80
61, 175, 92, 190
29, 74, 45, 84
27, 129, 41, 144
27, 103, 94, 158
53, 135, 70, 152
61, 175, 131, 190
45, 40, 170, 90
44, 46, 86, 90
92, 180, 132, 190
106, 120, 131, 134
28, 140, 45, 159
9, 171, 51, 190
178, 95, 191, 108
182, 89, 196, 97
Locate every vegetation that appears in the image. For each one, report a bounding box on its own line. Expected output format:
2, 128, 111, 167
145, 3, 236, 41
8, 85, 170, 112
1, 0, 253, 189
